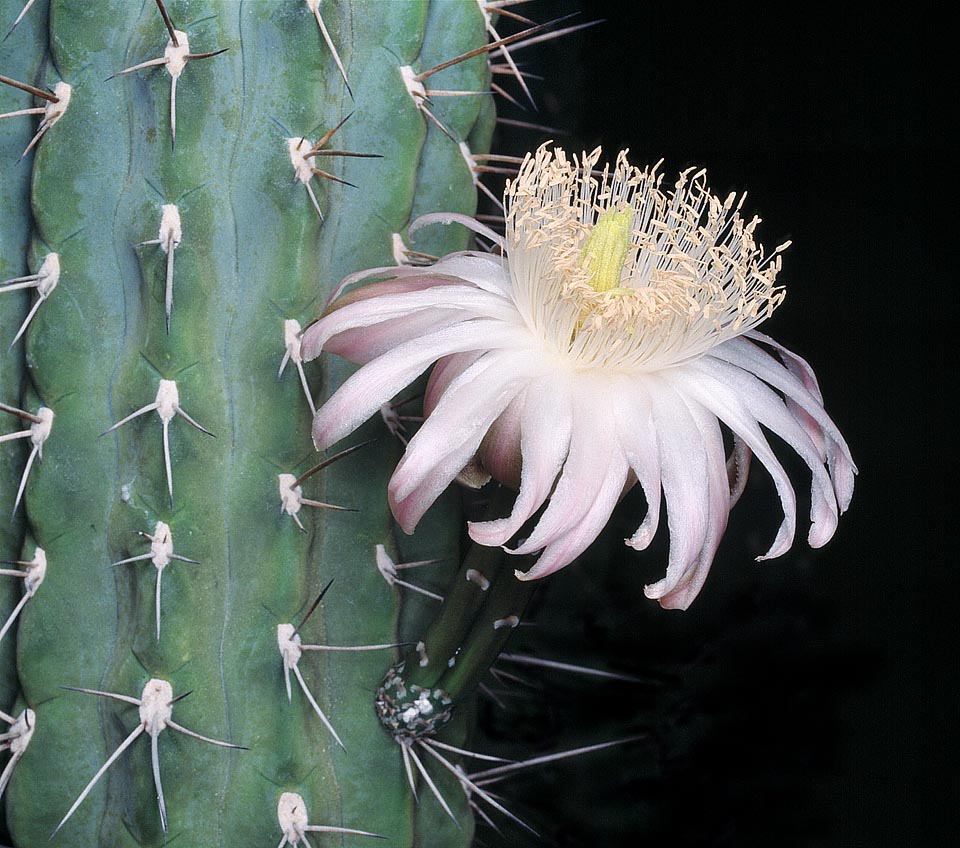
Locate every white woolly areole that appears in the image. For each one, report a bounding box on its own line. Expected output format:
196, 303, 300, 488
287, 137, 314, 185
150, 521, 174, 570
139, 678, 174, 732
277, 791, 309, 841
277, 623, 303, 669
44, 81, 71, 125
504, 145, 789, 372
374, 544, 397, 585
155, 379, 179, 422
35, 252, 60, 297
399, 64, 426, 101
278, 474, 304, 518
24, 547, 46, 597
164, 32, 190, 79
30, 407, 54, 450
159, 204, 182, 253
9, 708, 36, 756
283, 319, 304, 363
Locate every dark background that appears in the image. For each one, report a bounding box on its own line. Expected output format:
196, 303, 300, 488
478, 3, 932, 846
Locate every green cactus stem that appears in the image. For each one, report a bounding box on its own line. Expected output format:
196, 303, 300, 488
1, 1, 502, 845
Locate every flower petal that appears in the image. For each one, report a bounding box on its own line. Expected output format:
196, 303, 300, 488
389, 349, 539, 532
312, 319, 532, 450
611, 376, 663, 551
640, 379, 711, 602
468, 371, 574, 548
648, 395, 730, 610
510, 378, 619, 557
688, 356, 840, 548
302, 282, 517, 362
668, 363, 799, 558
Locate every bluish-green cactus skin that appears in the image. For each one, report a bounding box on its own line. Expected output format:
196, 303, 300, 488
1, 2, 493, 845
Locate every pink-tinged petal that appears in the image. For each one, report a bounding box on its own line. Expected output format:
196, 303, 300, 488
389, 350, 538, 532
302, 283, 517, 362
469, 371, 574, 548
666, 365, 797, 560
326, 309, 467, 364
610, 376, 663, 551
424, 351, 484, 414
424, 252, 512, 296
651, 396, 730, 610
312, 320, 532, 450
718, 334, 857, 509
688, 357, 840, 549
516, 447, 630, 581
510, 379, 619, 556
641, 379, 710, 603
727, 435, 753, 509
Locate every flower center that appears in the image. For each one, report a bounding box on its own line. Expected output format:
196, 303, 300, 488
580, 206, 632, 294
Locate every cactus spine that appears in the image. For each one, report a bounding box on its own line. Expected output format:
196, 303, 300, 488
1, 1, 499, 844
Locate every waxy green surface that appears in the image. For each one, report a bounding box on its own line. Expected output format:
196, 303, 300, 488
2, 1, 492, 844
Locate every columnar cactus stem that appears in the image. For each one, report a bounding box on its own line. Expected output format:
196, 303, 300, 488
2, 1, 496, 845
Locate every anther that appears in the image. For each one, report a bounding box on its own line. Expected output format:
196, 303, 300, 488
100, 378, 215, 507
0, 252, 60, 349
136, 205, 182, 333
110, 520, 199, 639
52, 677, 245, 839
0, 546, 46, 644
278, 319, 316, 415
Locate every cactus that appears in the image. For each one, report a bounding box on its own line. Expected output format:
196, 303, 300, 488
0, 1, 531, 844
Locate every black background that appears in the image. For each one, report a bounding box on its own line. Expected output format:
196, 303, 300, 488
481, 3, 932, 846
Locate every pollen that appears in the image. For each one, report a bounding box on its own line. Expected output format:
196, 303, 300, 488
504, 145, 788, 371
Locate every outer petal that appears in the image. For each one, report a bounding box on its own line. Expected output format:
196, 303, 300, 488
611, 375, 663, 551
312, 319, 531, 450
510, 377, 619, 557
516, 446, 629, 581
720, 334, 856, 509
686, 356, 840, 548
389, 349, 539, 532
650, 394, 730, 610
640, 378, 710, 603
468, 371, 574, 547
302, 282, 517, 362
667, 363, 799, 559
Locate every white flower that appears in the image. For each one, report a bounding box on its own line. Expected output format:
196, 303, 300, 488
302, 145, 855, 610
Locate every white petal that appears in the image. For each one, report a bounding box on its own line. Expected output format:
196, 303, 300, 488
510, 379, 618, 556
667, 364, 799, 559
720, 334, 856, 509
689, 356, 840, 548
611, 376, 663, 551
640, 379, 711, 602
302, 283, 517, 361
312, 320, 531, 450
389, 350, 537, 532
647, 395, 730, 610
516, 448, 629, 581
469, 371, 574, 547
